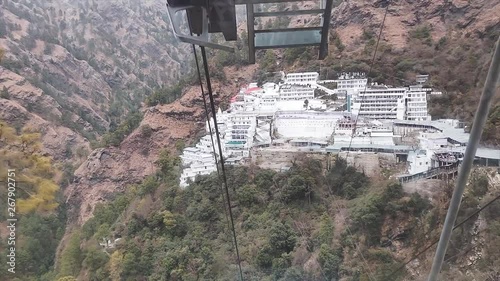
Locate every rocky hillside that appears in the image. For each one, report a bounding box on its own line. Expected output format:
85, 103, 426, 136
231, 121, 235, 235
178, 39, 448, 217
0, 0, 190, 140
331, 0, 499, 50
65, 64, 258, 224
0, 66, 91, 161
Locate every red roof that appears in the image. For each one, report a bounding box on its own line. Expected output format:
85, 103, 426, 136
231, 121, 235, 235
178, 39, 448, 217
245, 87, 263, 94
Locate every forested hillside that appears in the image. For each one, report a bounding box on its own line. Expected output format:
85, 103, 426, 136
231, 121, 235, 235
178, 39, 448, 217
0, 0, 190, 140
32, 152, 500, 281
0, 121, 66, 279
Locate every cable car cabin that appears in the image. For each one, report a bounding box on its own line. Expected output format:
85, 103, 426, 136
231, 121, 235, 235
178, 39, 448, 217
166, 0, 334, 63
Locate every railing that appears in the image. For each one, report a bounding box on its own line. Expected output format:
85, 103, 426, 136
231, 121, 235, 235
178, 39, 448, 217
399, 162, 459, 183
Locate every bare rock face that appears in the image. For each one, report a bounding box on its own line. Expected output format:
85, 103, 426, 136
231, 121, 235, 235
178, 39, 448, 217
0, 66, 90, 161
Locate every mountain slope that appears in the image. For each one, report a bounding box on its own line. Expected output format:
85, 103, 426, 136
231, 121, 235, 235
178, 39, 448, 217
0, 0, 190, 138
65, 64, 258, 224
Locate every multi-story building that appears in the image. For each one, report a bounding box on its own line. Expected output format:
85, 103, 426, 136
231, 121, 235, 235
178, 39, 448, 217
222, 113, 256, 157
350, 85, 431, 121
279, 84, 315, 101
283, 72, 319, 84
351, 86, 407, 119
278, 72, 318, 101
180, 161, 217, 187
334, 72, 368, 93
179, 146, 218, 187
406, 89, 430, 121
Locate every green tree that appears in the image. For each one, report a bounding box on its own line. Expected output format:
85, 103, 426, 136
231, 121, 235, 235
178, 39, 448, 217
58, 232, 82, 278
470, 174, 489, 197
318, 213, 334, 245
260, 50, 276, 72
44, 43, 54, 55
57, 276, 77, 281
269, 222, 297, 254
237, 184, 259, 207
1, 86, 9, 99
350, 193, 385, 245
83, 245, 109, 272
109, 250, 124, 281
156, 149, 179, 178
0, 123, 59, 214
175, 139, 185, 152
281, 175, 309, 202
137, 175, 159, 196
318, 244, 342, 280
255, 244, 274, 268
140, 124, 153, 137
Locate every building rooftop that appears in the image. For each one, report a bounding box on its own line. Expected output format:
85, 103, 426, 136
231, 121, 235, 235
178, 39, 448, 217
183, 147, 200, 153
448, 147, 500, 160
291, 139, 328, 145
245, 87, 263, 94
393, 120, 470, 144
476, 148, 500, 160
326, 143, 414, 152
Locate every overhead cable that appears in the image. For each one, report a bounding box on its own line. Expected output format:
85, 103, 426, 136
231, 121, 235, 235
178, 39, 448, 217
344, 3, 390, 160
191, 43, 233, 235
200, 46, 245, 281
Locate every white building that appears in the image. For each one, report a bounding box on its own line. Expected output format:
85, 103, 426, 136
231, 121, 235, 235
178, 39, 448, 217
351, 86, 407, 119
221, 113, 256, 157
279, 84, 315, 101
278, 72, 319, 101
282, 72, 319, 85
350, 85, 431, 121
406, 89, 430, 121
416, 74, 429, 85
334, 72, 368, 93
275, 111, 348, 140
179, 145, 218, 187
180, 147, 214, 166
407, 149, 432, 174
333, 120, 396, 146
196, 135, 214, 154
180, 161, 217, 187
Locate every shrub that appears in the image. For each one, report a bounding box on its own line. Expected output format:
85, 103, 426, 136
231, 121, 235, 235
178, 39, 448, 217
269, 222, 297, 255
406, 192, 431, 216
383, 182, 404, 200
255, 244, 273, 268
102, 111, 143, 147
1, 86, 9, 99
140, 124, 153, 138
145, 82, 184, 106
410, 25, 431, 39
470, 174, 489, 197
318, 244, 342, 280
137, 176, 159, 197
281, 175, 309, 202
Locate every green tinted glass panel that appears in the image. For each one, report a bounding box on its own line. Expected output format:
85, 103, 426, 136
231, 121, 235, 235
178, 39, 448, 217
255, 30, 322, 48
